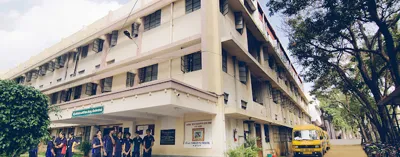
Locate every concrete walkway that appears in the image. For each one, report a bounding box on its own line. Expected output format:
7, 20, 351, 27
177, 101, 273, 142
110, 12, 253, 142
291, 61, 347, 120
325, 143, 366, 157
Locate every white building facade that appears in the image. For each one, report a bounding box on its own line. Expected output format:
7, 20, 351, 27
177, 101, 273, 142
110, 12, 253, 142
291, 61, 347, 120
2, 0, 311, 156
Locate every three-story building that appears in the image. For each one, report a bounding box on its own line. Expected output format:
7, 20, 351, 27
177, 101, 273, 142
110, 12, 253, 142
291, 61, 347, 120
2, 0, 311, 156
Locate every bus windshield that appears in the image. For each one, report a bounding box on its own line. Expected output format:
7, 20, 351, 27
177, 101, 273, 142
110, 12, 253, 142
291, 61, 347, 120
293, 130, 318, 140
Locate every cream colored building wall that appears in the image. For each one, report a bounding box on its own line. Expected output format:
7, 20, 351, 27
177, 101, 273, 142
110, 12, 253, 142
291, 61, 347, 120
151, 113, 219, 156
219, 7, 249, 49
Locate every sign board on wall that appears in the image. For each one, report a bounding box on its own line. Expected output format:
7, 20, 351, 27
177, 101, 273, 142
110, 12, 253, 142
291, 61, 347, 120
72, 106, 103, 118
184, 121, 212, 148
136, 124, 155, 139
160, 129, 175, 145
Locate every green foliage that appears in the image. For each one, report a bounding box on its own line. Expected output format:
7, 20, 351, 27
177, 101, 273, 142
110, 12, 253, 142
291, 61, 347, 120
226, 138, 262, 157
266, 0, 400, 142
0, 80, 50, 157
78, 141, 92, 156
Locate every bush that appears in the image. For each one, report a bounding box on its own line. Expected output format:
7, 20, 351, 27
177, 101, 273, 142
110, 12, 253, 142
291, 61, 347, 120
78, 141, 92, 156
226, 138, 262, 157
0, 80, 50, 157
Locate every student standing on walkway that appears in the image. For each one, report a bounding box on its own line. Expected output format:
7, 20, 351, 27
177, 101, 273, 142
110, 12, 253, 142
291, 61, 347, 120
123, 132, 133, 157
46, 136, 56, 157
103, 130, 116, 157
28, 145, 38, 157
54, 132, 67, 157
132, 131, 143, 157
92, 130, 103, 157
66, 133, 80, 157
115, 132, 124, 157
143, 129, 154, 157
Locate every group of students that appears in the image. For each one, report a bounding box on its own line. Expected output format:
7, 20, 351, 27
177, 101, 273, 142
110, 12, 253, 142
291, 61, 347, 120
44, 132, 80, 157
92, 129, 155, 157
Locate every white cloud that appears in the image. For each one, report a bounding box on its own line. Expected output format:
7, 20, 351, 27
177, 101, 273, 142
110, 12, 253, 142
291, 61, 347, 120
0, 0, 123, 72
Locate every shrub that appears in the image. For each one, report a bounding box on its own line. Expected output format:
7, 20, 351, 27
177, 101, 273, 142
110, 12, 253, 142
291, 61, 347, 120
226, 138, 262, 157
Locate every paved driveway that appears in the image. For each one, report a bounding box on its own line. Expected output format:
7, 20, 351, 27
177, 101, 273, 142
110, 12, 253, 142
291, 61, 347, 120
324, 145, 366, 157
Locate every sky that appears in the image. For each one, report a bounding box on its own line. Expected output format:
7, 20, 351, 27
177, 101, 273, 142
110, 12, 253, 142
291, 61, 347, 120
0, 0, 316, 109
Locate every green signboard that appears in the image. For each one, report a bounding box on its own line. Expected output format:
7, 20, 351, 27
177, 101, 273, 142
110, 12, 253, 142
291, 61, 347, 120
72, 106, 104, 118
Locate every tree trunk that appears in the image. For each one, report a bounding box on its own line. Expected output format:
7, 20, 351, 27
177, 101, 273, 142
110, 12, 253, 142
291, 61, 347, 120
359, 123, 369, 143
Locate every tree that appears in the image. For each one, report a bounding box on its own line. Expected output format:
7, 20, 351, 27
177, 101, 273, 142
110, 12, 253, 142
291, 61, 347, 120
267, 0, 400, 142
0, 80, 50, 157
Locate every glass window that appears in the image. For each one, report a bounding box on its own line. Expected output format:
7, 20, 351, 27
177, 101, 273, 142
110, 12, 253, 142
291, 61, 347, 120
186, 0, 201, 14
293, 130, 318, 140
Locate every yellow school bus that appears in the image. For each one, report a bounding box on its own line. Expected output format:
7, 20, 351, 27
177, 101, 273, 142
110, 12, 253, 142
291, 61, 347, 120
292, 125, 325, 157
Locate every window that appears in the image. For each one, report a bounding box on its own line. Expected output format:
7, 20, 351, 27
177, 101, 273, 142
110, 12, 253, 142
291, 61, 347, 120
264, 124, 270, 142
81, 45, 89, 58
92, 38, 104, 53
65, 88, 72, 102
72, 51, 79, 62
131, 23, 140, 38
126, 72, 135, 87
110, 30, 118, 47
186, 0, 201, 14
219, 0, 229, 15
222, 50, 227, 73
39, 64, 47, 76
61, 89, 72, 102
55, 55, 66, 69
247, 30, 261, 62
234, 12, 244, 34
78, 70, 85, 75
139, 64, 158, 83
85, 83, 98, 96
48, 61, 55, 72
272, 89, 280, 104
26, 72, 32, 82
268, 56, 275, 69
244, 0, 256, 12
224, 93, 229, 104
266, 81, 272, 98
107, 59, 115, 65
74, 85, 82, 99
101, 77, 113, 93
144, 10, 161, 31
238, 61, 247, 83
51, 92, 58, 105
181, 52, 202, 73
241, 100, 247, 110
15, 76, 25, 84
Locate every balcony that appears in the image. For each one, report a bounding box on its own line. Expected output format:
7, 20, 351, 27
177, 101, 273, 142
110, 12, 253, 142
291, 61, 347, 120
49, 79, 218, 124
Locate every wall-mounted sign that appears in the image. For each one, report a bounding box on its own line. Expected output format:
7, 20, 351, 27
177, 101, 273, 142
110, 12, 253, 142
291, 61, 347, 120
184, 121, 212, 148
136, 124, 155, 139
72, 106, 104, 118
160, 129, 175, 145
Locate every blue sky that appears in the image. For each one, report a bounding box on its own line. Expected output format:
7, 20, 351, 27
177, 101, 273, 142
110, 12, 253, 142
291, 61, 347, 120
0, 0, 313, 96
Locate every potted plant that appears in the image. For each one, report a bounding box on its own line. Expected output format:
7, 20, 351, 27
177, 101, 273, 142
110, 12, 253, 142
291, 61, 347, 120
78, 141, 91, 157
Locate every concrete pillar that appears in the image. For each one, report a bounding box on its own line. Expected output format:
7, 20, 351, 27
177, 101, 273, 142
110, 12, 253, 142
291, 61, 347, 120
89, 126, 96, 141
201, 0, 225, 156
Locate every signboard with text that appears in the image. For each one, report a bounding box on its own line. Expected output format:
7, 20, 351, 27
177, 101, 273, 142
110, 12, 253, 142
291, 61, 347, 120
184, 121, 212, 148
72, 106, 104, 118
160, 129, 175, 145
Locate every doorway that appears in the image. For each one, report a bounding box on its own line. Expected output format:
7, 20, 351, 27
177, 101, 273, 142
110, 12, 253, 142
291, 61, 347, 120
255, 124, 263, 157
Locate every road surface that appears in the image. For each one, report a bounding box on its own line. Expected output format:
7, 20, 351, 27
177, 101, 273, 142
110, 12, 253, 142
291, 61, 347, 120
325, 145, 366, 157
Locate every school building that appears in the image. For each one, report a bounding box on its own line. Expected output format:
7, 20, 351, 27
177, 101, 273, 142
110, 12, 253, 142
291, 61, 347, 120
2, 0, 311, 156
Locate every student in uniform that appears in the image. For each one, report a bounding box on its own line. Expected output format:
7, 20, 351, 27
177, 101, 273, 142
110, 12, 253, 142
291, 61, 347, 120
123, 132, 133, 157
66, 133, 80, 157
103, 129, 116, 157
115, 132, 124, 157
46, 136, 56, 157
92, 130, 103, 157
143, 129, 155, 157
54, 132, 67, 157
132, 131, 143, 157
